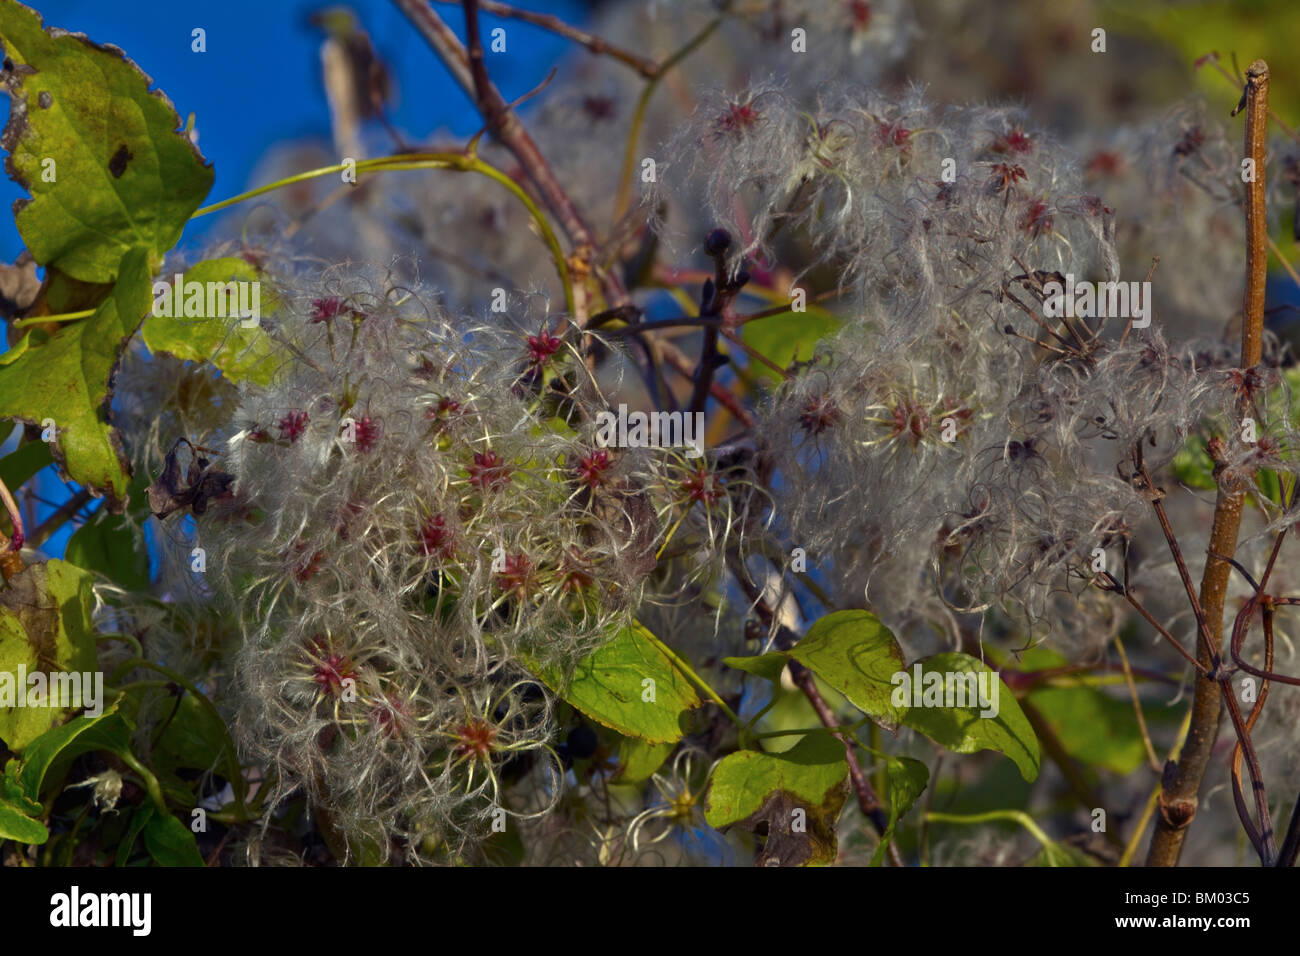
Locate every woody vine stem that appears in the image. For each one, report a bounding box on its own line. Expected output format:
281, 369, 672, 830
1146, 59, 1268, 867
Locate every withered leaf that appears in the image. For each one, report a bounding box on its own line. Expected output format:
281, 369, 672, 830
732, 783, 848, 867
147, 437, 234, 519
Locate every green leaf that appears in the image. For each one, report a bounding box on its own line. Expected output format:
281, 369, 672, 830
1, 755, 46, 843
1027, 683, 1150, 776
740, 309, 838, 380
788, 610, 908, 731
1256, 467, 1283, 507
721, 651, 787, 683
65, 509, 150, 590
1171, 434, 1216, 491
152, 692, 229, 775
142, 810, 203, 867
1, 759, 38, 811
1025, 839, 1099, 867
0, 334, 31, 367
1018, 645, 1167, 776
0, 794, 47, 843
705, 731, 848, 825
0, 611, 42, 749
704, 731, 849, 866
15, 705, 124, 801
116, 804, 154, 867
0, 249, 152, 509
752, 676, 849, 754
530, 622, 702, 745
0, 559, 101, 750
897, 653, 1040, 781
0, 0, 213, 282
613, 737, 674, 784
869, 754, 928, 866
141, 257, 282, 385
0, 440, 52, 492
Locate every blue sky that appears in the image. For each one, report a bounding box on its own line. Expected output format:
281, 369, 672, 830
1, 0, 590, 263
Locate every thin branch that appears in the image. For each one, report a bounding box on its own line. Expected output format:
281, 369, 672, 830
1220, 654, 1275, 864
0, 474, 24, 551
1137, 454, 1219, 664
462, 0, 498, 127
1230, 595, 1300, 686
432, 0, 659, 77
1147, 58, 1269, 868
726, 550, 903, 866
659, 334, 755, 427
595, 315, 721, 337
27, 488, 94, 549
1228, 603, 1276, 864
1098, 571, 1209, 676
612, 17, 721, 224
789, 657, 908, 866
392, 0, 630, 319
688, 234, 749, 415
1112, 631, 1162, 773
1019, 697, 1122, 848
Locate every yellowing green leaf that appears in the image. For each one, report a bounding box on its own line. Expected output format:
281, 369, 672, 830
141, 257, 282, 385
614, 737, 674, 784
0, 794, 46, 843
898, 652, 1040, 782
704, 731, 849, 865
0, 0, 213, 281
0, 559, 100, 751
0, 249, 151, 509
740, 309, 838, 380
705, 731, 848, 826
869, 754, 927, 866
788, 609, 908, 731
531, 622, 702, 744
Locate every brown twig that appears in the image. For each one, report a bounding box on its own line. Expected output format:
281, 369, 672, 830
725, 551, 904, 865
26, 487, 94, 549
392, 0, 630, 321
688, 234, 747, 415
1112, 632, 1162, 773
1136, 453, 1220, 661
0, 474, 23, 551
1098, 570, 1209, 676
659, 339, 755, 427
1227, 601, 1275, 863
1146, 58, 1269, 868
432, 0, 660, 78
787, 658, 906, 866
